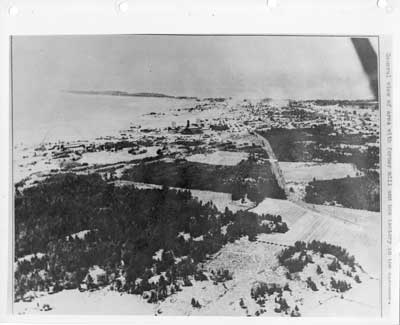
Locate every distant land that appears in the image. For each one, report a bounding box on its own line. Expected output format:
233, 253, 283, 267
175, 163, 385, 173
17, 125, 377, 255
66, 90, 376, 106
66, 90, 200, 100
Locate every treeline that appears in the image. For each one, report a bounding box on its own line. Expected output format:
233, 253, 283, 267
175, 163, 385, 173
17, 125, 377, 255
304, 172, 380, 211
87, 139, 156, 153
278, 240, 357, 274
330, 278, 352, 292
121, 159, 286, 203
237, 145, 269, 160
15, 173, 288, 302
306, 240, 356, 267
310, 99, 377, 108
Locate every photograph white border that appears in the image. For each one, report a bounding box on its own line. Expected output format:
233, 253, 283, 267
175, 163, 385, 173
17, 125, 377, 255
1, 1, 399, 324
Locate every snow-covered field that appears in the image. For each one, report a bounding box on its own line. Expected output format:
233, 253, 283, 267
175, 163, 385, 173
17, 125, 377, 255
184, 237, 378, 317
300, 279, 379, 317
79, 146, 160, 165
279, 162, 360, 183
186, 151, 248, 166
14, 288, 155, 315
13, 147, 61, 184
251, 198, 380, 278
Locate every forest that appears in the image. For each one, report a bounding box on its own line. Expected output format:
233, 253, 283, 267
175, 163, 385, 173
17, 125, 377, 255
15, 173, 288, 302
304, 172, 380, 211
121, 158, 286, 203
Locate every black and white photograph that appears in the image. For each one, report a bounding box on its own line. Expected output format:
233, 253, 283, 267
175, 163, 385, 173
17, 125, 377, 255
12, 35, 381, 316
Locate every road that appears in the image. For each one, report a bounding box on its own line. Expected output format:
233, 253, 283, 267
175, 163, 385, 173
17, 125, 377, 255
254, 132, 288, 196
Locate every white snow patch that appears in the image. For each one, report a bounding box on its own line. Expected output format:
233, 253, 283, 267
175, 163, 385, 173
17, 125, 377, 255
173, 256, 189, 265
66, 229, 92, 240
186, 151, 248, 166
148, 272, 167, 285
220, 225, 228, 235
153, 249, 164, 261
177, 232, 191, 242
16, 253, 46, 264
84, 265, 107, 285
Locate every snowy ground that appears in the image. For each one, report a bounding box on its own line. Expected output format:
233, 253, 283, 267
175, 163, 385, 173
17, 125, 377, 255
79, 146, 160, 165
13, 147, 62, 185
14, 288, 155, 315
157, 224, 379, 317
279, 162, 361, 183
186, 151, 248, 166
251, 198, 380, 278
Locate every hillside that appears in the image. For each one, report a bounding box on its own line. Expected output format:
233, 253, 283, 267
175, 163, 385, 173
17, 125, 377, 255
251, 198, 380, 277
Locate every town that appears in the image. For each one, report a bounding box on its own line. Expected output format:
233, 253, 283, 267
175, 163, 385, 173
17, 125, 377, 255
14, 97, 379, 191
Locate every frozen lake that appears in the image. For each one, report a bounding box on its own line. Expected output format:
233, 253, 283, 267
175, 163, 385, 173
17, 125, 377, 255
13, 92, 197, 147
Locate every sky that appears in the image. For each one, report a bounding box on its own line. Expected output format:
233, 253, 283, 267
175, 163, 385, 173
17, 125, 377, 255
12, 35, 378, 121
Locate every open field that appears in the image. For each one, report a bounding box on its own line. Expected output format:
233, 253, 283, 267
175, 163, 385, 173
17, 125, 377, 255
186, 151, 248, 166
251, 198, 380, 277
79, 146, 160, 165
279, 162, 360, 183
14, 287, 154, 315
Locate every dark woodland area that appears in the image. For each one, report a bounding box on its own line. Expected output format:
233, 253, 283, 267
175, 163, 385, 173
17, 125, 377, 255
14, 173, 288, 302
304, 172, 380, 211
121, 158, 286, 203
